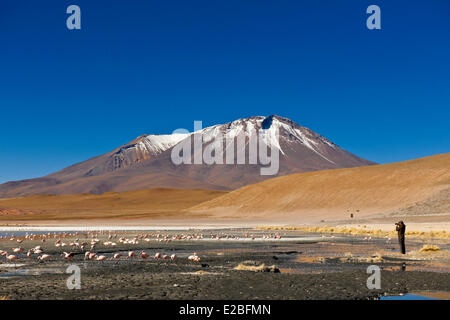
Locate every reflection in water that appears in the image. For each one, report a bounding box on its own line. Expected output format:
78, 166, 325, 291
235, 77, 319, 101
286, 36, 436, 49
0, 267, 64, 278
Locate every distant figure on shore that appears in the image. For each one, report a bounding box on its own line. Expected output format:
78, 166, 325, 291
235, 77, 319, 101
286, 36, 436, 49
395, 221, 406, 254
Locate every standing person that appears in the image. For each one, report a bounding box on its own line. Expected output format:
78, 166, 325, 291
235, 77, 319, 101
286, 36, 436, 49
395, 221, 406, 254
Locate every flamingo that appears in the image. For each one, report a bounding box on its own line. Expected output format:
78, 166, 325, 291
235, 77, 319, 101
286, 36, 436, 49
62, 252, 75, 260
154, 252, 161, 260
170, 254, 176, 261
127, 251, 135, 259
38, 254, 52, 261
12, 247, 23, 253
140, 251, 149, 259
188, 253, 200, 262
96, 255, 107, 262
6, 254, 18, 266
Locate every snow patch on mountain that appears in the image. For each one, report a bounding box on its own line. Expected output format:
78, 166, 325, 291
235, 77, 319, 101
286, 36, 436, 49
115, 115, 338, 166
196, 116, 336, 163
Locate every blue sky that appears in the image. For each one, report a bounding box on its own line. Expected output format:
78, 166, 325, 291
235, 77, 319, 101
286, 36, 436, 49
0, 0, 449, 183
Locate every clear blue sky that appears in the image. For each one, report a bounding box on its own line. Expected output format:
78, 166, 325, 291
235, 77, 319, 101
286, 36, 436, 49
0, 0, 449, 183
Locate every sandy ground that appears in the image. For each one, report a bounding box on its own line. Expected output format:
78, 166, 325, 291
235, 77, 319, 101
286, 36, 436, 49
0, 229, 449, 300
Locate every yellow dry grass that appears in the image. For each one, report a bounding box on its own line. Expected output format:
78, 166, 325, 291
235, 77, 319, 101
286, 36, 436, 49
194, 270, 210, 275
319, 253, 384, 264
419, 245, 440, 253
256, 225, 450, 239
234, 262, 277, 272
257, 226, 450, 239
0, 296, 9, 300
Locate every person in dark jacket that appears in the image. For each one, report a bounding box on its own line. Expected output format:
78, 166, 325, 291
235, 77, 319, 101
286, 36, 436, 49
395, 221, 406, 254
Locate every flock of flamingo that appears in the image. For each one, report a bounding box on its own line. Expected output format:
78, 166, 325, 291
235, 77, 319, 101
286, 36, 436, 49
0, 230, 282, 265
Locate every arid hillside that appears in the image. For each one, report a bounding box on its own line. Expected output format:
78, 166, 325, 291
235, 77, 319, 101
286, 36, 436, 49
1, 154, 448, 225
190, 153, 450, 223
0, 188, 226, 221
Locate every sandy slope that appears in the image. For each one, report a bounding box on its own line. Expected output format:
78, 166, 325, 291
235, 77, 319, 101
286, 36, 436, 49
0, 188, 226, 221
1, 154, 448, 226
190, 153, 450, 223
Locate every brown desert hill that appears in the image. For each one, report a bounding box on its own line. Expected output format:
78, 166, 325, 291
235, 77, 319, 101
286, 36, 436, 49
0, 115, 374, 197
0, 188, 227, 221
189, 153, 450, 222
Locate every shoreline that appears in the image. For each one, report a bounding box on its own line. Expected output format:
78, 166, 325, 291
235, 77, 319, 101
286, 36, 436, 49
1, 217, 449, 239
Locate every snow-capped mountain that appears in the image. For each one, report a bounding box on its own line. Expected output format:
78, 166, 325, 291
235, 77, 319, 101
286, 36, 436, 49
0, 115, 375, 197
198, 115, 340, 163
108, 133, 190, 172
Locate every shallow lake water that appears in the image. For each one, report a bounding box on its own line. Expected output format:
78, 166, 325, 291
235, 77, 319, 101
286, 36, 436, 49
380, 291, 449, 300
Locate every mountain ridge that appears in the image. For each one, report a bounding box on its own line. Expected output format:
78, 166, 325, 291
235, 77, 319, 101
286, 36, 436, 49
0, 115, 374, 197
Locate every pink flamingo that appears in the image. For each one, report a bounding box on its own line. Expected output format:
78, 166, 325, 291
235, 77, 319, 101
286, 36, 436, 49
38, 254, 52, 261
6, 254, 19, 266
62, 252, 75, 260
188, 253, 200, 262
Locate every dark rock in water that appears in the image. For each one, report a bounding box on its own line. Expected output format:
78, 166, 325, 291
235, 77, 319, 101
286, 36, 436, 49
272, 256, 279, 260
201, 263, 209, 268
